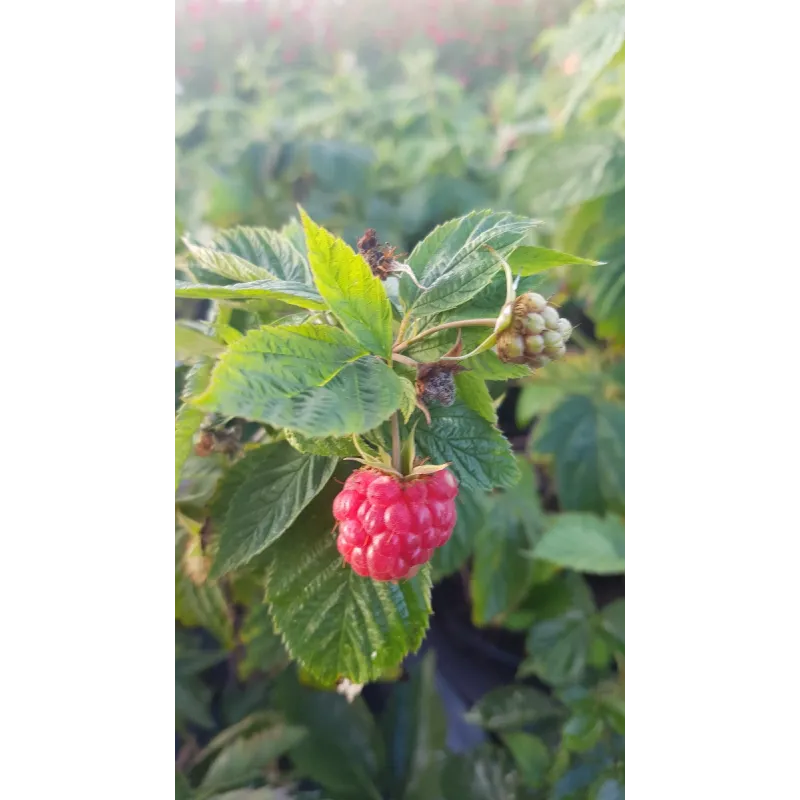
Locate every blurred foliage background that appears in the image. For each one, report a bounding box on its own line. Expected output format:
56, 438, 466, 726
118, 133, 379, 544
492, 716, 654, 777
176, 0, 624, 797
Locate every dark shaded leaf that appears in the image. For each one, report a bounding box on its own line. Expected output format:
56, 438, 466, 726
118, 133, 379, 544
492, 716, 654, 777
533, 395, 624, 513
211, 443, 337, 577
380, 652, 446, 800
275, 671, 384, 800
465, 685, 563, 731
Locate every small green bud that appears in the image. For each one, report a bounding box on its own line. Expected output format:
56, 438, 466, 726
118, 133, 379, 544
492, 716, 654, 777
524, 334, 545, 355
514, 292, 548, 319
496, 331, 526, 363
528, 354, 552, 369
557, 318, 572, 341
522, 312, 546, 335
542, 306, 560, 330
522, 292, 548, 312
542, 330, 563, 348
545, 343, 567, 360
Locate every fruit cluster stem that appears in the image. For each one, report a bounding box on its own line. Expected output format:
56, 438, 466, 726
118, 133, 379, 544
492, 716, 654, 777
390, 413, 402, 474
393, 318, 497, 353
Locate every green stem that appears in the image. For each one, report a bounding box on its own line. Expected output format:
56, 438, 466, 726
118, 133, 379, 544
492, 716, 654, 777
395, 311, 413, 345
484, 245, 517, 306
390, 414, 402, 473
212, 304, 233, 341
391, 352, 422, 368
393, 318, 497, 353
439, 331, 498, 362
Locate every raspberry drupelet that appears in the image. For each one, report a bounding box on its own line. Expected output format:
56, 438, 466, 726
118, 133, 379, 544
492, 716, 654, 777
332, 467, 459, 582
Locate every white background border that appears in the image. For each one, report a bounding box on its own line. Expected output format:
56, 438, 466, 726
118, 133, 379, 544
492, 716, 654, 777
1, 0, 799, 796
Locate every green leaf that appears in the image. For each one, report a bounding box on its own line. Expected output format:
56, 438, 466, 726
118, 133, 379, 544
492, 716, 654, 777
264, 479, 432, 684
517, 572, 597, 625
415, 401, 519, 491
213, 226, 310, 283
587, 251, 624, 345
175, 360, 212, 491
175, 279, 326, 311
176, 675, 215, 731
176, 404, 206, 491
548, 6, 625, 122
176, 322, 225, 360
600, 599, 624, 649
182, 358, 215, 401
434, 271, 559, 326
238, 603, 289, 679
467, 350, 533, 381
563, 713, 605, 753
203, 789, 277, 800
516, 352, 617, 427
176, 772, 192, 800
187, 243, 273, 283
431, 489, 487, 580
403, 211, 537, 317
501, 732, 551, 788
199, 725, 307, 798
518, 132, 625, 213
301, 209, 393, 357
175, 523, 234, 648
285, 429, 358, 458
533, 395, 624, 513
175, 639, 226, 678
441, 745, 522, 800
455, 371, 496, 423
398, 376, 418, 423
275, 671, 385, 800
465, 685, 562, 731
195, 324, 406, 437
380, 652, 446, 800
471, 459, 546, 625
212, 442, 337, 577
520, 610, 594, 686
280, 217, 309, 261
592, 778, 625, 800
507, 245, 602, 275
192, 711, 285, 765
534, 514, 624, 574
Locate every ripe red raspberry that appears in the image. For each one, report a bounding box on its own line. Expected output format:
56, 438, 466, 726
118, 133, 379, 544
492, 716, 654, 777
333, 467, 459, 582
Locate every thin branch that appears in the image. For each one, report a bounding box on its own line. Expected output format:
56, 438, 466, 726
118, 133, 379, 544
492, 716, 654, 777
393, 318, 497, 353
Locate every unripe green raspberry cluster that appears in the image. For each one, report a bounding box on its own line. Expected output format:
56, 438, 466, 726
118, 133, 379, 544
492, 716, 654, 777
495, 292, 572, 369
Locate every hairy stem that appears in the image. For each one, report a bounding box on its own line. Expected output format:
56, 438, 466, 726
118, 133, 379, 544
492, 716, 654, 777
395, 311, 413, 345
393, 318, 497, 353
391, 352, 421, 368
485, 245, 517, 306
390, 414, 402, 473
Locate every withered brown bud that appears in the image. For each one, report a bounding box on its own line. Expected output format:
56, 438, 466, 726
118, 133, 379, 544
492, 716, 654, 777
357, 228, 401, 280
357, 228, 379, 254
418, 368, 457, 407
194, 430, 215, 457
415, 336, 466, 409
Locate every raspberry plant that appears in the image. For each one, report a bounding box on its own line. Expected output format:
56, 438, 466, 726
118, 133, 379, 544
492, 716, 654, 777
176, 207, 602, 686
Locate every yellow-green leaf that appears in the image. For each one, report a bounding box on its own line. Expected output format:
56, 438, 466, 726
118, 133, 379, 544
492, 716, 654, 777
301, 209, 393, 358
